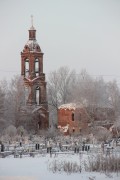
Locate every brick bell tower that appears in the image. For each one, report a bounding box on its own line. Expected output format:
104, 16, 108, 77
20, 17, 49, 131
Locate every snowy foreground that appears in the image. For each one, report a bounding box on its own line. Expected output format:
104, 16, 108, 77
0, 153, 120, 180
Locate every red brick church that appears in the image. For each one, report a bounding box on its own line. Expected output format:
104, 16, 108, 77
58, 103, 114, 135
17, 19, 49, 132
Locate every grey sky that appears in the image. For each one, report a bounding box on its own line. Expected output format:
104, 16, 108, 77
0, 0, 120, 83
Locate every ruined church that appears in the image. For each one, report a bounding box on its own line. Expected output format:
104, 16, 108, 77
17, 20, 49, 132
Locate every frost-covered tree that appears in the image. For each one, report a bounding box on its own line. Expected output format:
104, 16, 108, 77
113, 116, 120, 137
107, 80, 120, 117
0, 81, 6, 132
0, 84, 5, 117
47, 66, 75, 126
4, 125, 17, 138
93, 126, 112, 142
4, 75, 25, 126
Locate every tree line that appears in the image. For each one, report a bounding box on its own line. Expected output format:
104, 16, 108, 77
47, 67, 120, 128
0, 66, 120, 135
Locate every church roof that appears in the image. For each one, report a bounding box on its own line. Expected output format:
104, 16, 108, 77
58, 103, 83, 110
59, 103, 76, 110
58, 102, 113, 111
25, 39, 41, 52
22, 17, 43, 53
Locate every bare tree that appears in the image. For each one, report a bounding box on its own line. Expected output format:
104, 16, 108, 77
4, 75, 25, 126
47, 66, 76, 126
74, 70, 109, 107
0, 84, 5, 117
17, 126, 27, 137
0, 81, 6, 132
113, 116, 120, 138
4, 125, 17, 139
107, 80, 120, 117
73, 70, 117, 131
93, 126, 112, 142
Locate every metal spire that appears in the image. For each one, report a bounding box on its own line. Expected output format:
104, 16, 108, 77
31, 15, 33, 27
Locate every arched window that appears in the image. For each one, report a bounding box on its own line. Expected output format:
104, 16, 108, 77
35, 86, 40, 105
72, 127, 75, 133
38, 121, 41, 129
35, 59, 39, 76
72, 112, 74, 121
25, 59, 29, 77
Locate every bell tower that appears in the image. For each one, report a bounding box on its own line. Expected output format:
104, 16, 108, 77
20, 17, 49, 131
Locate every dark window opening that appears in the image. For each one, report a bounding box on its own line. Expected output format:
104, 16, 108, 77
38, 121, 41, 129
72, 112, 74, 121
72, 128, 75, 133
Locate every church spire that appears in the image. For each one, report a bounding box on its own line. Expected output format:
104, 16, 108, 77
31, 15, 33, 27
29, 15, 36, 40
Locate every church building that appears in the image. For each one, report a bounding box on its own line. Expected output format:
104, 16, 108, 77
17, 19, 49, 132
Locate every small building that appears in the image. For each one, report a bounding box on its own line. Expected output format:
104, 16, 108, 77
58, 103, 115, 135
58, 103, 89, 135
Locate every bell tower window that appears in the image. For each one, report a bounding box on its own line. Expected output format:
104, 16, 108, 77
36, 86, 40, 105
35, 59, 39, 76
25, 59, 29, 77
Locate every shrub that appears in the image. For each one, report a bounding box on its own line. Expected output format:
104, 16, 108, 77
4, 125, 17, 137
85, 154, 120, 173
49, 160, 82, 174
17, 126, 27, 137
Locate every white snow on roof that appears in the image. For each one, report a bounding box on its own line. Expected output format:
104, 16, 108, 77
58, 103, 76, 110
58, 103, 83, 110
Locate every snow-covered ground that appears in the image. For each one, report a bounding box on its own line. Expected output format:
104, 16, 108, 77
0, 153, 120, 180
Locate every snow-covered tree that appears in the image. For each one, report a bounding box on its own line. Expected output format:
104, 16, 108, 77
47, 66, 75, 126
4, 75, 25, 126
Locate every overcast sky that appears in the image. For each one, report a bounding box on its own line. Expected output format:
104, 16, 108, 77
0, 0, 120, 83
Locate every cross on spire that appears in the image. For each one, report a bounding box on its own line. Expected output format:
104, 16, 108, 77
31, 15, 33, 27
29, 15, 36, 39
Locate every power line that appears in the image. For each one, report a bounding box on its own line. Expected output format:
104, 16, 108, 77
0, 69, 19, 73
1, 68, 120, 79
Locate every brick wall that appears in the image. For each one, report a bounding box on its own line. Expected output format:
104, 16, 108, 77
58, 107, 89, 135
